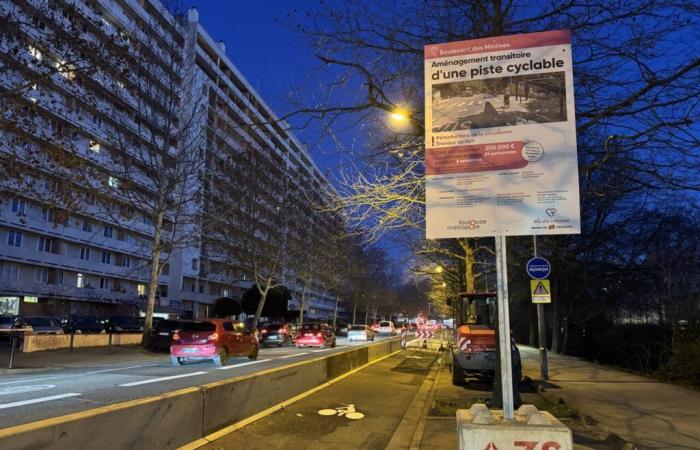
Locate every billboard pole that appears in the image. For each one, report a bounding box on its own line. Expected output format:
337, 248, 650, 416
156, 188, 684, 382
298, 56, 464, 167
534, 236, 549, 380
495, 235, 514, 419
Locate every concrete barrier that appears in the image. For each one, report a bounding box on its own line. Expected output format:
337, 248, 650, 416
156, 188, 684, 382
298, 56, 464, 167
0, 337, 401, 450
0, 387, 204, 450
21, 333, 142, 352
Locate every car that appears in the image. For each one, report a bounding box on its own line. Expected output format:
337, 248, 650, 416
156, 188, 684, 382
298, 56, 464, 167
347, 324, 376, 342
106, 315, 144, 333
22, 316, 64, 334
259, 321, 294, 347
335, 322, 350, 337
369, 322, 381, 333
295, 322, 336, 348
170, 318, 259, 367
377, 320, 396, 336
149, 319, 183, 352
61, 315, 106, 334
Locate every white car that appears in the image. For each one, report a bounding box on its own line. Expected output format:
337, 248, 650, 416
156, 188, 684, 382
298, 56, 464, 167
347, 325, 376, 342
377, 320, 396, 336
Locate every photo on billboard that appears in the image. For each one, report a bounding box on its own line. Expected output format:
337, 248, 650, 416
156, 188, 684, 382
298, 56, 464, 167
431, 72, 567, 133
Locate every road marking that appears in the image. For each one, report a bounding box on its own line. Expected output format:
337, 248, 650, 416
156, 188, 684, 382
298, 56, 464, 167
278, 352, 310, 359
0, 376, 60, 386
0, 393, 81, 410
86, 364, 148, 374
118, 371, 208, 387
312, 348, 332, 353
217, 359, 270, 370
0, 385, 55, 396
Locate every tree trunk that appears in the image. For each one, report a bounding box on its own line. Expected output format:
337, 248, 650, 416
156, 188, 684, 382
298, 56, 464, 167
332, 295, 339, 328
364, 306, 369, 324
299, 280, 308, 324
251, 282, 270, 331
141, 211, 163, 349
459, 239, 476, 293
352, 301, 357, 324
551, 306, 560, 353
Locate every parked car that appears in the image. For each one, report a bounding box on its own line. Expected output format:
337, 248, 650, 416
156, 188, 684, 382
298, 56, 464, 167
22, 316, 64, 334
170, 318, 259, 367
149, 319, 183, 352
106, 315, 144, 333
369, 322, 381, 333
259, 321, 295, 347
347, 324, 376, 342
377, 320, 396, 336
335, 322, 350, 337
61, 315, 106, 334
295, 322, 336, 348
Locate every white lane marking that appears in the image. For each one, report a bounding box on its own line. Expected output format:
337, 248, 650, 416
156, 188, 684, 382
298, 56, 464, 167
0, 385, 55, 396
278, 352, 310, 359
0, 393, 81, 409
118, 371, 208, 387
86, 364, 148, 374
312, 348, 333, 353
0, 376, 60, 386
217, 359, 271, 370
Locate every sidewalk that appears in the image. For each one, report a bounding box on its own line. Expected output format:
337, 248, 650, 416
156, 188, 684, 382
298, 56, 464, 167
520, 346, 700, 450
0, 343, 163, 374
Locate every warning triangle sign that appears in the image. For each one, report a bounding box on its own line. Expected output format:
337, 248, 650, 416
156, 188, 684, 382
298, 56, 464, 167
534, 281, 549, 295
483, 443, 499, 450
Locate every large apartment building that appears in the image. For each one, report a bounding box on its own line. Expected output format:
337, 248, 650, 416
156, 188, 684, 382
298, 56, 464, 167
0, 0, 345, 321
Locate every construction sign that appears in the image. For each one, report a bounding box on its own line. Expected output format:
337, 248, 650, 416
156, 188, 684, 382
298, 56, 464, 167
531, 279, 551, 304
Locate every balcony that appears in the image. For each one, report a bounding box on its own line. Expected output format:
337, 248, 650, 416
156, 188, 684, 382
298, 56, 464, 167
0, 279, 140, 304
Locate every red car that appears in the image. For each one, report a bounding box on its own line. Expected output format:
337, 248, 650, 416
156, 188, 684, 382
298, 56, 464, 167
170, 318, 259, 367
295, 322, 336, 348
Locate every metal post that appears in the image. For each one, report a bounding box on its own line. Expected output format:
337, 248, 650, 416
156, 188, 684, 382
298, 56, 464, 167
533, 236, 549, 380
69, 328, 75, 354
108, 331, 113, 354
495, 235, 514, 420
8, 333, 17, 369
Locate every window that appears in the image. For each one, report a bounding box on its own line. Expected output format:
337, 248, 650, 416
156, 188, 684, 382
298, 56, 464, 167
108, 176, 119, 188
137, 284, 146, 296
101, 251, 111, 264
82, 221, 92, 232
222, 288, 230, 297
89, 141, 100, 152
143, 215, 152, 225
7, 230, 22, 247
38, 237, 52, 252
125, 234, 135, 244
123, 256, 131, 268
11, 198, 26, 215
80, 247, 90, 260
191, 259, 198, 271
104, 226, 113, 238
199, 284, 204, 293
34, 267, 48, 283
58, 270, 65, 284
28, 45, 42, 61
0, 262, 20, 280
41, 207, 53, 222
99, 277, 109, 289
76, 273, 85, 288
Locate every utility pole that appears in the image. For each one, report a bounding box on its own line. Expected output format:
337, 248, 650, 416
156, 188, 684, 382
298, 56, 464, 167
534, 236, 549, 381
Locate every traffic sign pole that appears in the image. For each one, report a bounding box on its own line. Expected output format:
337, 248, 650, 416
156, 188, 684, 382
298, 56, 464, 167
495, 235, 514, 420
533, 236, 549, 381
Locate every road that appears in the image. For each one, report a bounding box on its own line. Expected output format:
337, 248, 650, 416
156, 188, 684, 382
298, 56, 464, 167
0, 336, 396, 429
432, 93, 530, 132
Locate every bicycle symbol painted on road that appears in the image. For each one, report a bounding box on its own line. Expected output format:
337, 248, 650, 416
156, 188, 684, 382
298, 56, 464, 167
318, 404, 365, 420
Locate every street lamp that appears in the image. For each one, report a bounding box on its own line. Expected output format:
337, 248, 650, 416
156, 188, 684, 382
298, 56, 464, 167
389, 108, 409, 123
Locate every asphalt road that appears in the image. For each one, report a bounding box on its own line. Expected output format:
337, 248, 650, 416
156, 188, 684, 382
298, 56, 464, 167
0, 336, 397, 429
432, 93, 531, 131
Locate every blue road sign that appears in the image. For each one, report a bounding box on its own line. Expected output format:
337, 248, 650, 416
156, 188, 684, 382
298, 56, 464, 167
526, 257, 551, 279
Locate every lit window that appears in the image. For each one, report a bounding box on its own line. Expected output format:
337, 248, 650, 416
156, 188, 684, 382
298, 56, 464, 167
137, 284, 146, 296
108, 176, 118, 188
89, 141, 101, 152
28, 45, 42, 61
77, 273, 85, 288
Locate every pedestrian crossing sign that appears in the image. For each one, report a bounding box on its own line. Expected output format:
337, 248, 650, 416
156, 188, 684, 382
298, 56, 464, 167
531, 279, 551, 303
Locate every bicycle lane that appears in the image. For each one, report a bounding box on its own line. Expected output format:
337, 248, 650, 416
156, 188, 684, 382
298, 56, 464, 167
196, 349, 437, 450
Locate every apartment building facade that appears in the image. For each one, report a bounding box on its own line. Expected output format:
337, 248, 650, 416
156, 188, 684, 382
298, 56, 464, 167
0, 0, 345, 321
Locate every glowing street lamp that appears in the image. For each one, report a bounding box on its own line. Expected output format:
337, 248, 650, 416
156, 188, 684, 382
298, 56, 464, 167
388, 108, 410, 125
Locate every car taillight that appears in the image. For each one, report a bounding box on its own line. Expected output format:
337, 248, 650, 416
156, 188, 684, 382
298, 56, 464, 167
279, 328, 286, 333
172, 333, 181, 341
261, 329, 267, 334
316, 332, 323, 337
208, 333, 219, 341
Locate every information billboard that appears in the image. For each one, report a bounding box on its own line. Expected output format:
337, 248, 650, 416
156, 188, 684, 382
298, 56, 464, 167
424, 30, 580, 238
